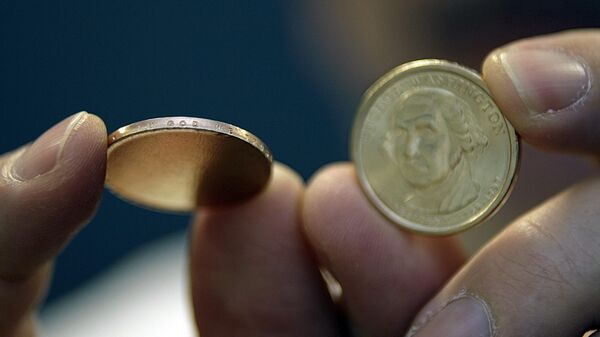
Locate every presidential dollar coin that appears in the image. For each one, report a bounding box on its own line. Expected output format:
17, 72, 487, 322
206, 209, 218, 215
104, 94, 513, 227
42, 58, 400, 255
351, 59, 519, 235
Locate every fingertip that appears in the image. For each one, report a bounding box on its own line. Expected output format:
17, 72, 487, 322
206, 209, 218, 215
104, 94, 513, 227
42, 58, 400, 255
8, 111, 108, 214
41, 111, 107, 222
483, 48, 556, 149
305, 162, 355, 213
303, 161, 408, 248
61, 112, 107, 168
270, 161, 304, 199
483, 47, 571, 149
303, 162, 365, 245
81, 112, 108, 146
483, 30, 600, 152
306, 162, 351, 186
303, 162, 465, 336
482, 48, 524, 127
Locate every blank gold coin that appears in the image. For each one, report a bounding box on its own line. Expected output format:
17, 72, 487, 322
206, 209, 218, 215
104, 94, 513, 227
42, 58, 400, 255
106, 117, 272, 212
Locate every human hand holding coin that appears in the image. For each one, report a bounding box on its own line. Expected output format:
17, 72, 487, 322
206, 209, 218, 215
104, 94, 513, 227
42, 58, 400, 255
302, 30, 600, 337
196, 29, 600, 337
1, 29, 599, 337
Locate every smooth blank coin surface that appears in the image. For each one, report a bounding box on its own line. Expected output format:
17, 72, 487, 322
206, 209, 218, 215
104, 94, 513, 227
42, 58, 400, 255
106, 117, 272, 212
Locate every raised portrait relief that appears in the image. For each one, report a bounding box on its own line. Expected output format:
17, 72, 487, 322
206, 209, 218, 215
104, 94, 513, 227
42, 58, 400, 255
382, 87, 488, 213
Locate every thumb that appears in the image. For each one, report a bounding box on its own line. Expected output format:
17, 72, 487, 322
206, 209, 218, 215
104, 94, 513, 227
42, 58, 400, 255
482, 29, 599, 153
0, 112, 106, 335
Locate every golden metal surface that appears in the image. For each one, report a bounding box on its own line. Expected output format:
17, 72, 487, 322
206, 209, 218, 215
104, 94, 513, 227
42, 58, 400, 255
351, 60, 519, 235
106, 117, 272, 213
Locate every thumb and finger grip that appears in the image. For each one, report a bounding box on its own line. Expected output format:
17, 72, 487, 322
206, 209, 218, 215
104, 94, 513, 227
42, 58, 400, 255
407, 29, 600, 337
483, 29, 600, 153
0, 112, 107, 336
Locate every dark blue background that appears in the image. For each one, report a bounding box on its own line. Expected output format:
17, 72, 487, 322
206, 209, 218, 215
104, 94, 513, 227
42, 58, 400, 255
0, 1, 348, 304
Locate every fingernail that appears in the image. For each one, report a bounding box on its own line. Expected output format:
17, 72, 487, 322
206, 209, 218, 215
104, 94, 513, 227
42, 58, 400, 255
12, 112, 88, 180
499, 48, 590, 114
411, 297, 492, 337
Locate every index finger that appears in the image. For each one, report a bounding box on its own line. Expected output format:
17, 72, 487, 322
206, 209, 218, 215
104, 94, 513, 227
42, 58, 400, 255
190, 163, 342, 337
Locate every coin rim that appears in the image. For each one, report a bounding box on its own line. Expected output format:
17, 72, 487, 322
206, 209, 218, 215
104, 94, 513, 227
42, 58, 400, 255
106, 116, 273, 213
108, 116, 273, 162
351, 59, 520, 236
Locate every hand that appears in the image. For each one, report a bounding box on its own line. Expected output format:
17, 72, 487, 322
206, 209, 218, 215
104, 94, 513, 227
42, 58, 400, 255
191, 29, 600, 337
2, 29, 598, 337
403, 29, 600, 337
0, 112, 106, 336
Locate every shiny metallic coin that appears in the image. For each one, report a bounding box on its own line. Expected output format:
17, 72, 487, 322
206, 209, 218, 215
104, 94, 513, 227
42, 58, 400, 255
351, 60, 519, 235
106, 117, 272, 213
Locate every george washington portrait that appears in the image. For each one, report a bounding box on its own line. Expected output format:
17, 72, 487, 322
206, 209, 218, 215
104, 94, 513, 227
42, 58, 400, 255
382, 87, 489, 213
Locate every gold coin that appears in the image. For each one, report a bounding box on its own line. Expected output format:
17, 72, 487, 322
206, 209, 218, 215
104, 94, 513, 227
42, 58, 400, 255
106, 117, 272, 213
351, 60, 519, 235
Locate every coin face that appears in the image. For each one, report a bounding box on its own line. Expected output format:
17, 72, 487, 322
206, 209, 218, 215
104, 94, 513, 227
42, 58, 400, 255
106, 117, 272, 213
351, 60, 519, 235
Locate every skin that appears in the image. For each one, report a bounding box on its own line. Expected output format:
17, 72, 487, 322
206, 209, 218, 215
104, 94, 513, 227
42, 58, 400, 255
1, 29, 599, 337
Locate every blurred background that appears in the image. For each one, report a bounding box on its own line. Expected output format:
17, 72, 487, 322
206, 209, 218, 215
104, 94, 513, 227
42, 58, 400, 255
0, 0, 598, 312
